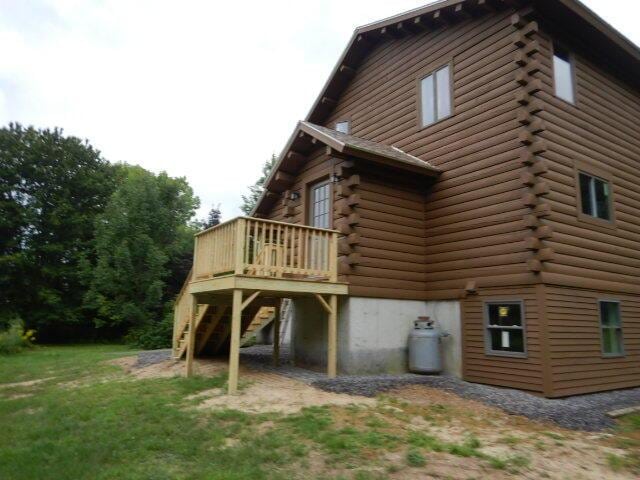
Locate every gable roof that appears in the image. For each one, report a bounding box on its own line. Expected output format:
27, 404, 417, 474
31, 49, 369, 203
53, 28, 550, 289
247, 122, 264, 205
251, 121, 440, 216
306, 0, 640, 125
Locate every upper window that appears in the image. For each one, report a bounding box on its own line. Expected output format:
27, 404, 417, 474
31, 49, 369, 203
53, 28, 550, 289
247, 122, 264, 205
485, 301, 526, 357
420, 65, 452, 127
599, 301, 624, 357
310, 181, 331, 229
553, 44, 575, 104
335, 121, 350, 134
579, 172, 612, 221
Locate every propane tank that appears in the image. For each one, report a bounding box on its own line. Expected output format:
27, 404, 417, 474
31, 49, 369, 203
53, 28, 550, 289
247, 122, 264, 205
408, 317, 450, 374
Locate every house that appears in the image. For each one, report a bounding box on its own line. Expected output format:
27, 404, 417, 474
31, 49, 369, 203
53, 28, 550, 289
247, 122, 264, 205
173, 0, 640, 398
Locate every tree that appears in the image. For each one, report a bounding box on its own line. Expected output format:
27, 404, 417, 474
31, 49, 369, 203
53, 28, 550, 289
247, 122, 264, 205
240, 154, 276, 215
84, 165, 199, 346
204, 204, 222, 229
0, 124, 117, 337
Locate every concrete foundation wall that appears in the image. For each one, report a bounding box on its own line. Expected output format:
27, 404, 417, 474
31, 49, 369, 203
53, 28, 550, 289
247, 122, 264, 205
291, 296, 462, 377
291, 297, 329, 371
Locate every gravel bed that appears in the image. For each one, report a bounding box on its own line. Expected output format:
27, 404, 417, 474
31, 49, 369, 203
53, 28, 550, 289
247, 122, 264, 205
134, 345, 640, 431
135, 349, 171, 368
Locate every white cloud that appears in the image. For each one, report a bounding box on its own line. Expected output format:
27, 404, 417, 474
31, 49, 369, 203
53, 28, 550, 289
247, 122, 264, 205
0, 0, 638, 220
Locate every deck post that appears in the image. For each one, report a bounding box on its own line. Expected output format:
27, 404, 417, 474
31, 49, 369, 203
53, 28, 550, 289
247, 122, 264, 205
228, 289, 243, 395
234, 218, 246, 275
327, 294, 338, 378
273, 301, 281, 367
185, 294, 198, 377
329, 232, 338, 282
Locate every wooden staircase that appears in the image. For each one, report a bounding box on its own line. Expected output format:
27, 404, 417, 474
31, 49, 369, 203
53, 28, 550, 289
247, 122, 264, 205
240, 307, 276, 346
173, 300, 277, 359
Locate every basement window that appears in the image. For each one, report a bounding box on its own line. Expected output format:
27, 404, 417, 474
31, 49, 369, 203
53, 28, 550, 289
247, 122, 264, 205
599, 301, 624, 357
484, 301, 526, 357
553, 44, 575, 104
420, 65, 452, 127
579, 172, 612, 221
335, 121, 350, 134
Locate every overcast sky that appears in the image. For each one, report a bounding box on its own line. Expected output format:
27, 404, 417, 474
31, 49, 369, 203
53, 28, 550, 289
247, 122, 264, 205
1, 0, 638, 220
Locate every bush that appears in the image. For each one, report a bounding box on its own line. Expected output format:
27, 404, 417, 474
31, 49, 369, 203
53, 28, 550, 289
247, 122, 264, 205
125, 310, 174, 350
0, 318, 36, 354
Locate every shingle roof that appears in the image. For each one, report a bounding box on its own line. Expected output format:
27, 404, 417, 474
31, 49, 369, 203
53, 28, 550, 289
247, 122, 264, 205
251, 121, 440, 216
300, 121, 439, 174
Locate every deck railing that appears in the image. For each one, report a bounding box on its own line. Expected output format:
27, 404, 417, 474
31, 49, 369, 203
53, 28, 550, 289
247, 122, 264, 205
192, 217, 339, 282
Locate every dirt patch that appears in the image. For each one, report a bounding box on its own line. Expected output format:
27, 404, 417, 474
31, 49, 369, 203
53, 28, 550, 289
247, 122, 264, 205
385, 385, 632, 480
196, 371, 375, 414
0, 377, 55, 389
110, 356, 375, 414
108, 356, 229, 380
5, 393, 33, 400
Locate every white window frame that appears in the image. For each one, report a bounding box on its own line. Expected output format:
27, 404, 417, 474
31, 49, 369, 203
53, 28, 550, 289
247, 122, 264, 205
484, 300, 527, 358
419, 64, 452, 128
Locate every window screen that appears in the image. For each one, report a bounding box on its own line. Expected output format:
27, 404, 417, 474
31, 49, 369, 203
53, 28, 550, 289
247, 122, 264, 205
600, 301, 624, 356
310, 182, 331, 229
553, 45, 575, 103
421, 65, 452, 127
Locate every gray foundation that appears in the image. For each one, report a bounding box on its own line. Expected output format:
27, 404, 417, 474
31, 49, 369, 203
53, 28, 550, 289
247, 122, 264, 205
291, 296, 461, 377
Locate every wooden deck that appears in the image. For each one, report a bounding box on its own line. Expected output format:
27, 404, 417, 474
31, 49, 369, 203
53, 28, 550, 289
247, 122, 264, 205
172, 217, 348, 394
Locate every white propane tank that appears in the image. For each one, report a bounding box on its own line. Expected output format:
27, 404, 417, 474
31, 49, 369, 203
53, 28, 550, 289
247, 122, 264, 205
408, 317, 449, 374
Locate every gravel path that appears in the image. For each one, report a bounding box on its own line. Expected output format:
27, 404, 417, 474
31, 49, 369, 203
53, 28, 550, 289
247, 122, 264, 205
133, 346, 640, 431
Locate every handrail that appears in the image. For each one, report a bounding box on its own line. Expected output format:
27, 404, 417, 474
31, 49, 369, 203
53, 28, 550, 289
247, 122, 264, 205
173, 268, 194, 352
192, 217, 339, 282
195, 216, 341, 237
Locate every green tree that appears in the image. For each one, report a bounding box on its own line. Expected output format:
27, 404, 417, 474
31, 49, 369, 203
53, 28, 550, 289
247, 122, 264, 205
0, 124, 117, 337
84, 165, 199, 347
240, 154, 276, 215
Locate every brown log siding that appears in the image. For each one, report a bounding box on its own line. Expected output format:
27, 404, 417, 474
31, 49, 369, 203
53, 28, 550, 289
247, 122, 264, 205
533, 23, 640, 292
545, 287, 640, 397
462, 286, 544, 393
322, 9, 534, 299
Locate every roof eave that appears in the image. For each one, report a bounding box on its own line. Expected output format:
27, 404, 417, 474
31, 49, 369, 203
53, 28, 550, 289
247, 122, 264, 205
340, 145, 440, 177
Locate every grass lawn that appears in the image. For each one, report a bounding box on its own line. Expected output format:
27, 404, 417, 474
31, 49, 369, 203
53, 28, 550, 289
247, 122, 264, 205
0, 345, 639, 480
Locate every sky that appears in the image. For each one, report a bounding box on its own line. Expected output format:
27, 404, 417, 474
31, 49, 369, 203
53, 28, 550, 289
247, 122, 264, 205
1, 0, 639, 221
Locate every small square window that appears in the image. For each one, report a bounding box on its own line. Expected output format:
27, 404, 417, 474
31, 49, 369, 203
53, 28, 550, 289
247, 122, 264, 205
335, 121, 350, 134
553, 44, 575, 103
599, 301, 624, 356
420, 65, 452, 127
579, 172, 612, 221
485, 301, 526, 357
